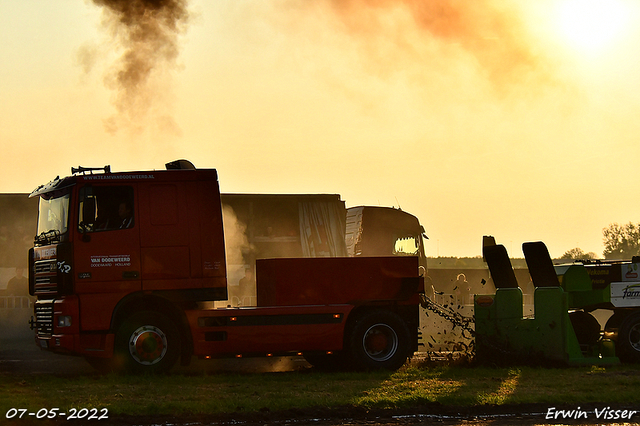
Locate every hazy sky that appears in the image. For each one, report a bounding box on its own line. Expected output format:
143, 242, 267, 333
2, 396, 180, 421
3, 0, 640, 258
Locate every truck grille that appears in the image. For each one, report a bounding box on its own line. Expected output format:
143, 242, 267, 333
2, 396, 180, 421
34, 301, 54, 336
33, 260, 57, 294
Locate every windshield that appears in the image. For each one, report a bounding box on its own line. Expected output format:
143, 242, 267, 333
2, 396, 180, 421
36, 193, 70, 240
394, 235, 421, 256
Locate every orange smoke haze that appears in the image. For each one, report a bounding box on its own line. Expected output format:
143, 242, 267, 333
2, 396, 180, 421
326, 0, 545, 90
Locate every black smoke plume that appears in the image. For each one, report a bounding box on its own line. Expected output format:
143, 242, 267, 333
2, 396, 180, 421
92, 0, 189, 134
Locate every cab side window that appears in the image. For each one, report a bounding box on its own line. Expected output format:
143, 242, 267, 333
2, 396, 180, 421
78, 186, 135, 233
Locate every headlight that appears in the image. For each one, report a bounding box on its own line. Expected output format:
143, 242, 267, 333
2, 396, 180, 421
57, 316, 72, 328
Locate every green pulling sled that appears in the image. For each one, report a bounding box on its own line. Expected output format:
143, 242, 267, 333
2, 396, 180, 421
475, 238, 619, 366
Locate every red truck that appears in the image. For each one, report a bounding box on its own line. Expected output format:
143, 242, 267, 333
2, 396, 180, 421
28, 160, 424, 373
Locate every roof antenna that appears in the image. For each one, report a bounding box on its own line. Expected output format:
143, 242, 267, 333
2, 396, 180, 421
395, 196, 402, 210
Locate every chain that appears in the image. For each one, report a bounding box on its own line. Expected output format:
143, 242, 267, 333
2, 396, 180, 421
419, 293, 475, 337
419, 293, 536, 359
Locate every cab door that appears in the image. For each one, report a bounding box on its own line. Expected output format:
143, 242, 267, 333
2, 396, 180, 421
73, 184, 141, 331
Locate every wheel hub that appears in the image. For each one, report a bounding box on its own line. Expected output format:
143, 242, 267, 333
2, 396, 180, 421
363, 323, 398, 362
129, 325, 168, 365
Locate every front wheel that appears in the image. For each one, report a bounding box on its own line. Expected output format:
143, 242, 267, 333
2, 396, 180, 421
346, 310, 412, 371
113, 311, 181, 373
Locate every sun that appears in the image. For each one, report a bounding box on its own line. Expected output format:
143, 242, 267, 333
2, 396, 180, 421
554, 0, 631, 55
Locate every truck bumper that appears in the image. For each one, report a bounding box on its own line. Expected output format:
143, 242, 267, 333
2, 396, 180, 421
33, 297, 115, 358
35, 332, 115, 359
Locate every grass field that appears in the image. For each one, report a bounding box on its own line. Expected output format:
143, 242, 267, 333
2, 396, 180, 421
2, 360, 640, 419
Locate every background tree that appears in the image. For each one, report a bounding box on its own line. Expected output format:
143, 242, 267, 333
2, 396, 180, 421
602, 222, 640, 259
560, 247, 597, 260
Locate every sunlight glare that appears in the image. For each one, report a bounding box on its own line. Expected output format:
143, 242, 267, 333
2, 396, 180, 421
555, 0, 630, 55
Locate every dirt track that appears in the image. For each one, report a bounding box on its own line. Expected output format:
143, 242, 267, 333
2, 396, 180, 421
2, 336, 637, 426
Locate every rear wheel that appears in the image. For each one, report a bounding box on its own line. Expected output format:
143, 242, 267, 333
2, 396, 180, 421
346, 310, 412, 371
114, 311, 181, 373
617, 311, 640, 363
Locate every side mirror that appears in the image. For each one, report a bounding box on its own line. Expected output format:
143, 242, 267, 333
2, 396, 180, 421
82, 198, 96, 225
79, 197, 96, 237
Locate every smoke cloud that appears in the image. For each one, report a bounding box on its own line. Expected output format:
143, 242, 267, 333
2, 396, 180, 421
221, 205, 255, 306
222, 204, 253, 267
91, 0, 189, 134
282, 0, 552, 98
356, 1, 536, 75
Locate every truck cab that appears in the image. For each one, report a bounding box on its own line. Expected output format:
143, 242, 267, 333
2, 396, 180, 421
346, 206, 428, 271
30, 163, 227, 362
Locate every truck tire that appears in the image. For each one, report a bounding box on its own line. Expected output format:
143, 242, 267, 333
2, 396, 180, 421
616, 311, 640, 363
346, 310, 412, 371
114, 311, 181, 373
